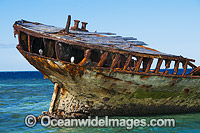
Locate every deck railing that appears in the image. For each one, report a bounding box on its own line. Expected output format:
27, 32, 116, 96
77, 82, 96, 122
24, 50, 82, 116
17, 30, 199, 77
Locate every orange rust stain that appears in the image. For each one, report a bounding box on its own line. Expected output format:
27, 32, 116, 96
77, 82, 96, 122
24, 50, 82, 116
94, 34, 105, 37
68, 34, 75, 36
60, 111, 65, 116
135, 45, 159, 52
78, 58, 87, 66
28, 53, 86, 78
120, 44, 127, 47
48, 60, 59, 69
72, 105, 75, 111
57, 110, 60, 116
61, 88, 67, 95
60, 88, 67, 99
63, 63, 85, 77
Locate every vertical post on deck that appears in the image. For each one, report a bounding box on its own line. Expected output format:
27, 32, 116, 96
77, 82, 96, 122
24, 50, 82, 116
43, 38, 47, 57
49, 83, 59, 114
134, 57, 143, 72
28, 35, 31, 52
55, 41, 59, 59
145, 58, 153, 73
123, 54, 132, 70
164, 59, 171, 75
78, 49, 91, 66
81, 22, 88, 31
111, 54, 121, 69
182, 60, 188, 76
97, 52, 108, 67
154, 58, 163, 74
173, 59, 180, 75
65, 15, 71, 33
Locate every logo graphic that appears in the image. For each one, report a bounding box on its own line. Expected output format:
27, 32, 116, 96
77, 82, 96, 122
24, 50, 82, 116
24, 114, 37, 127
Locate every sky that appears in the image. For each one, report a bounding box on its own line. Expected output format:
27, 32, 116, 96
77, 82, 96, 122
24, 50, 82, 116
0, 0, 200, 71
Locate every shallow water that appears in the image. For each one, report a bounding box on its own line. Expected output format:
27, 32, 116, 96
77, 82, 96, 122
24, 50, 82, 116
0, 71, 200, 132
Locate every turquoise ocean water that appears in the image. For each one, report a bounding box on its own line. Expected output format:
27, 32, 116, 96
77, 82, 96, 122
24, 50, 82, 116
0, 71, 200, 132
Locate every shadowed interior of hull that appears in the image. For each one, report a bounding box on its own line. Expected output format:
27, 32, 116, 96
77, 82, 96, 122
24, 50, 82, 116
17, 30, 200, 77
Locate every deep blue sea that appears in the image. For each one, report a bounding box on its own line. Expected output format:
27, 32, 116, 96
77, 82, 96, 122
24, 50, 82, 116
0, 71, 200, 132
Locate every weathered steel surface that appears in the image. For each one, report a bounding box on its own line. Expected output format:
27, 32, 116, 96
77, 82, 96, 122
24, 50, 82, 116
14, 20, 182, 57
17, 45, 200, 117
13, 16, 200, 118
14, 20, 196, 64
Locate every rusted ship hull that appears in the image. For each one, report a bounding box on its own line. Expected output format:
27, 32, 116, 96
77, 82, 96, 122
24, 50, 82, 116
17, 44, 200, 117
13, 16, 200, 117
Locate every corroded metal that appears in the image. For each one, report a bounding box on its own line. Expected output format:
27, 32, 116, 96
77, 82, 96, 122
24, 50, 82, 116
154, 58, 163, 74
134, 57, 143, 72
97, 52, 108, 67
13, 16, 200, 118
111, 54, 120, 69
28, 35, 31, 52
182, 59, 188, 76
65, 15, 71, 33
13, 19, 196, 62
123, 54, 132, 70
71, 20, 80, 31
78, 49, 91, 66
81, 22, 88, 31
145, 58, 153, 73
16, 45, 200, 117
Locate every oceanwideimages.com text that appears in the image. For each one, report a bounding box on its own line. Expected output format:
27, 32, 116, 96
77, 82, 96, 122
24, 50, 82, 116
25, 115, 176, 129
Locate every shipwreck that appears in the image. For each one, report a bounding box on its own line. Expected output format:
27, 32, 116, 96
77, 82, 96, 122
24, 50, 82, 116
13, 15, 200, 118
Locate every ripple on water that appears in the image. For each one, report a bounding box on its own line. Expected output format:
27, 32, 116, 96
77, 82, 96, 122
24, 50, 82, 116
0, 71, 200, 132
